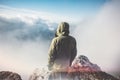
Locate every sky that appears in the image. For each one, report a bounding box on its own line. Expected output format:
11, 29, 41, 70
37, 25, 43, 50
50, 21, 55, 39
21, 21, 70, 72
0, 0, 110, 23
0, 0, 120, 79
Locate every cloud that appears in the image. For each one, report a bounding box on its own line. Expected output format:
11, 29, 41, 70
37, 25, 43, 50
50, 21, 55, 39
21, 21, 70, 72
0, 6, 59, 42
0, 5, 78, 79
0, 41, 50, 80
73, 0, 120, 74
0, 5, 59, 79
0, 5, 74, 23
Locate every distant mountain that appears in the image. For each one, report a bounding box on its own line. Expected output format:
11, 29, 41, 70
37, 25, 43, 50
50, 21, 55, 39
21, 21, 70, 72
0, 71, 22, 80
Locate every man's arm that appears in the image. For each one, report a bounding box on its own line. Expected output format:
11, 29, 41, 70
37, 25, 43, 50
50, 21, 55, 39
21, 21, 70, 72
70, 38, 77, 66
48, 38, 57, 70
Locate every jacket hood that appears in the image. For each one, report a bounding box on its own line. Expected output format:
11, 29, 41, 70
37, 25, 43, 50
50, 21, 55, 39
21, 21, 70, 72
56, 22, 69, 36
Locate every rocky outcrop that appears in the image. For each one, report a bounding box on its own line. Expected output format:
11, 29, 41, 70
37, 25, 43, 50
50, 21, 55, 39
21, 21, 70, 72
72, 55, 101, 71
49, 71, 119, 80
68, 55, 119, 80
48, 55, 119, 80
0, 71, 22, 80
69, 71, 119, 80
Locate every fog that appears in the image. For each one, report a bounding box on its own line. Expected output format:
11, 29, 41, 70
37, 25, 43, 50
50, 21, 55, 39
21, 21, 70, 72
73, 1, 120, 74
0, 7, 57, 79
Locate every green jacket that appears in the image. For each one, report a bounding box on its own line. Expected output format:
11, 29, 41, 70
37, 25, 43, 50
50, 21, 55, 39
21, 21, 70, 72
48, 22, 77, 70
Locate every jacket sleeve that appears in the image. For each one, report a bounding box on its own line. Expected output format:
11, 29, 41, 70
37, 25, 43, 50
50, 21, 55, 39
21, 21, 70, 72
70, 38, 77, 66
48, 38, 57, 70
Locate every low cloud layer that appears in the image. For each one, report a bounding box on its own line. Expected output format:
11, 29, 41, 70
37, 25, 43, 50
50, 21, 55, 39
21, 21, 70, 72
0, 14, 57, 42
73, 1, 120, 74
0, 6, 58, 79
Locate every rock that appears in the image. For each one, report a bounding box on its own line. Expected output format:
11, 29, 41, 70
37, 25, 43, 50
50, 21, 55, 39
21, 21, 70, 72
0, 71, 22, 80
69, 71, 119, 80
48, 71, 119, 80
72, 55, 101, 71
64, 55, 119, 80
27, 55, 120, 80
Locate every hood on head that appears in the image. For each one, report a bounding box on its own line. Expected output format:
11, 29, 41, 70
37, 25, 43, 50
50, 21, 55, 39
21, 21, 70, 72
56, 22, 69, 36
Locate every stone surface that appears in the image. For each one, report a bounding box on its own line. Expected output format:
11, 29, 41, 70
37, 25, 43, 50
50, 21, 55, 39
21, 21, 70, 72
72, 55, 101, 71
0, 71, 22, 80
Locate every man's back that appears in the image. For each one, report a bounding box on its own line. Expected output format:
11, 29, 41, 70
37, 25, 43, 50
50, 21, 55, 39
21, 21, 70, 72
54, 35, 76, 61
48, 22, 77, 71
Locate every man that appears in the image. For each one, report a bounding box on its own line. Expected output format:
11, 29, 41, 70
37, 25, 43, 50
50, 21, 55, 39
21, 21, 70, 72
48, 22, 77, 71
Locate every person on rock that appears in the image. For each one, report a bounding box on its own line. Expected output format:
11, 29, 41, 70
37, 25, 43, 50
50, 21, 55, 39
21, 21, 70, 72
48, 22, 77, 71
